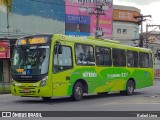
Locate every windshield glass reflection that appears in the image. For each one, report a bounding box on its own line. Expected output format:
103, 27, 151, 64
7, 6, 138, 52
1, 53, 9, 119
12, 45, 50, 75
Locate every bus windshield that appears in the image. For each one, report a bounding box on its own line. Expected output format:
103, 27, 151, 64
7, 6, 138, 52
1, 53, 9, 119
11, 45, 50, 75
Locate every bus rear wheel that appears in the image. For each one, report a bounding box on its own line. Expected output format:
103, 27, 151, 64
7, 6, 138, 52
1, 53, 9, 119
71, 82, 83, 101
120, 80, 135, 95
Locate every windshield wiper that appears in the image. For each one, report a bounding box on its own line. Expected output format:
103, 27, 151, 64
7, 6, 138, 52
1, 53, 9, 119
31, 45, 42, 58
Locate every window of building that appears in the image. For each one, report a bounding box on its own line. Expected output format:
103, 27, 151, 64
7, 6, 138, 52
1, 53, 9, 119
75, 44, 95, 65
126, 51, 138, 67
117, 29, 121, 34
139, 52, 149, 68
96, 46, 112, 66
112, 48, 126, 67
123, 29, 127, 34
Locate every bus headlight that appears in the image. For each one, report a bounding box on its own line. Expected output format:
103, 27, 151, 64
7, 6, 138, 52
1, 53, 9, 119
11, 78, 15, 86
40, 76, 48, 87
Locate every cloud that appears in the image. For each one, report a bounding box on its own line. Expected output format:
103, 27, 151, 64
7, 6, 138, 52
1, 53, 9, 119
114, 0, 160, 6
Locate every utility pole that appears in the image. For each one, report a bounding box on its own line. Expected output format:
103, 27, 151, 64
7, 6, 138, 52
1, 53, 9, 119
134, 15, 151, 47
89, 4, 107, 38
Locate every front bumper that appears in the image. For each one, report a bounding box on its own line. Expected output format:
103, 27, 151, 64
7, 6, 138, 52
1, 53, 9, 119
11, 82, 52, 97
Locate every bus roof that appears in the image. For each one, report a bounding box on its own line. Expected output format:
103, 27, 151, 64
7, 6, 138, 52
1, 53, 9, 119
17, 34, 152, 53
54, 34, 152, 53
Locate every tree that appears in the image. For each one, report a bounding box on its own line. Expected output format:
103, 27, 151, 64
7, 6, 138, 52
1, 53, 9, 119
0, 0, 12, 12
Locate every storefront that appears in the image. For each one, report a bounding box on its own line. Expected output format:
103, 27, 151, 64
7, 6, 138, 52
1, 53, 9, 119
0, 41, 10, 83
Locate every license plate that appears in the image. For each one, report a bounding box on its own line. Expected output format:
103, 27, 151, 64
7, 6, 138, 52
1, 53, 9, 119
23, 89, 30, 93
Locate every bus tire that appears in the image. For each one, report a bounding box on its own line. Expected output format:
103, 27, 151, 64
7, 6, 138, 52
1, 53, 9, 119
71, 82, 83, 101
42, 97, 51, 100
121, 80, 135, 96
126, 80, 135, 95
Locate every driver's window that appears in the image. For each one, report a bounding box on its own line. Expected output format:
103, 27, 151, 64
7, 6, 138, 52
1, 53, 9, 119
13, 49, 20, 66
53, 45, 73, 73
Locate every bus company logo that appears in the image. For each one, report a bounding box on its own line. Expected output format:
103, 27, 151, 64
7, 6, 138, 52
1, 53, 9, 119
83, 71, 97, 78
2, 112, 11, 117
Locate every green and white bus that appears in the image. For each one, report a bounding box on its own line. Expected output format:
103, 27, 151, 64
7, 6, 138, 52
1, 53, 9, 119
11, 34, 154, 101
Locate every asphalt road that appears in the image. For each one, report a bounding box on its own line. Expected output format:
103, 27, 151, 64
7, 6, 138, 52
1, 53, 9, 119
1, 80, 160, 120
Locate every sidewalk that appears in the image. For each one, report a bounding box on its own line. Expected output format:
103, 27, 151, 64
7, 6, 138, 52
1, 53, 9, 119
0, 82, 11, 94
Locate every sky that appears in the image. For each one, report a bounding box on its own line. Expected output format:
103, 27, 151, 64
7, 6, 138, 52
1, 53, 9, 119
113, 0, 160, 32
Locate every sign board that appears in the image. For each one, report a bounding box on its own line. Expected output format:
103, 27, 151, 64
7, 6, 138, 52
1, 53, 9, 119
65, 0, 113, 38
0, 41, 10, 58
113, 9, 140, 22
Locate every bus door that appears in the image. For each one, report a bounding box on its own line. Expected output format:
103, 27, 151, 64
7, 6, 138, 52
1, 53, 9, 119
52, 45, 73, 96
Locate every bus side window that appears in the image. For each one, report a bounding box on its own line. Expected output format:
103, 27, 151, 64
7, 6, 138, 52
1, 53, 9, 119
149, 53, 153, 68
112, 48, 126, 67
139, 52, 149, 68
75, 44, 95, 65
96, 46, 111, 66
126, 51, 138, 67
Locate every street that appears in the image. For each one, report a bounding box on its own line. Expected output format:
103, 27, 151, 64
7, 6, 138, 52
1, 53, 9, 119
0, 80, 160, 120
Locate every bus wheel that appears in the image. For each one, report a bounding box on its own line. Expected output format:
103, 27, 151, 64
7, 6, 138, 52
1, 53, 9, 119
121, 80, 135, 95
126, 80, 135, 95
72, 82, 83, 101
42, 97, 51, 100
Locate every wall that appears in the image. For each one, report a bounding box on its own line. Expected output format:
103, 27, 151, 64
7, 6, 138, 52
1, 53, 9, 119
0, 5, 8, 37
112, 5, 140, 44
113, 21, 139, 44
0, 0, 65, 38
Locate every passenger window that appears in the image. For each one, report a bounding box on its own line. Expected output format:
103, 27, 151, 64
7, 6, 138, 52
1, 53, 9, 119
75, 44, 95, 65
112, 48, 126, 67
149, 53, 153, 68
53, 45, 73, 73
139, 52, 149, 68
96, 46, 112, 66
126, 51, 138, 67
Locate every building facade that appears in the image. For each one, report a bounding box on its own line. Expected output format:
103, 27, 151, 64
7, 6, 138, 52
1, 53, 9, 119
112, 5, 141, 45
